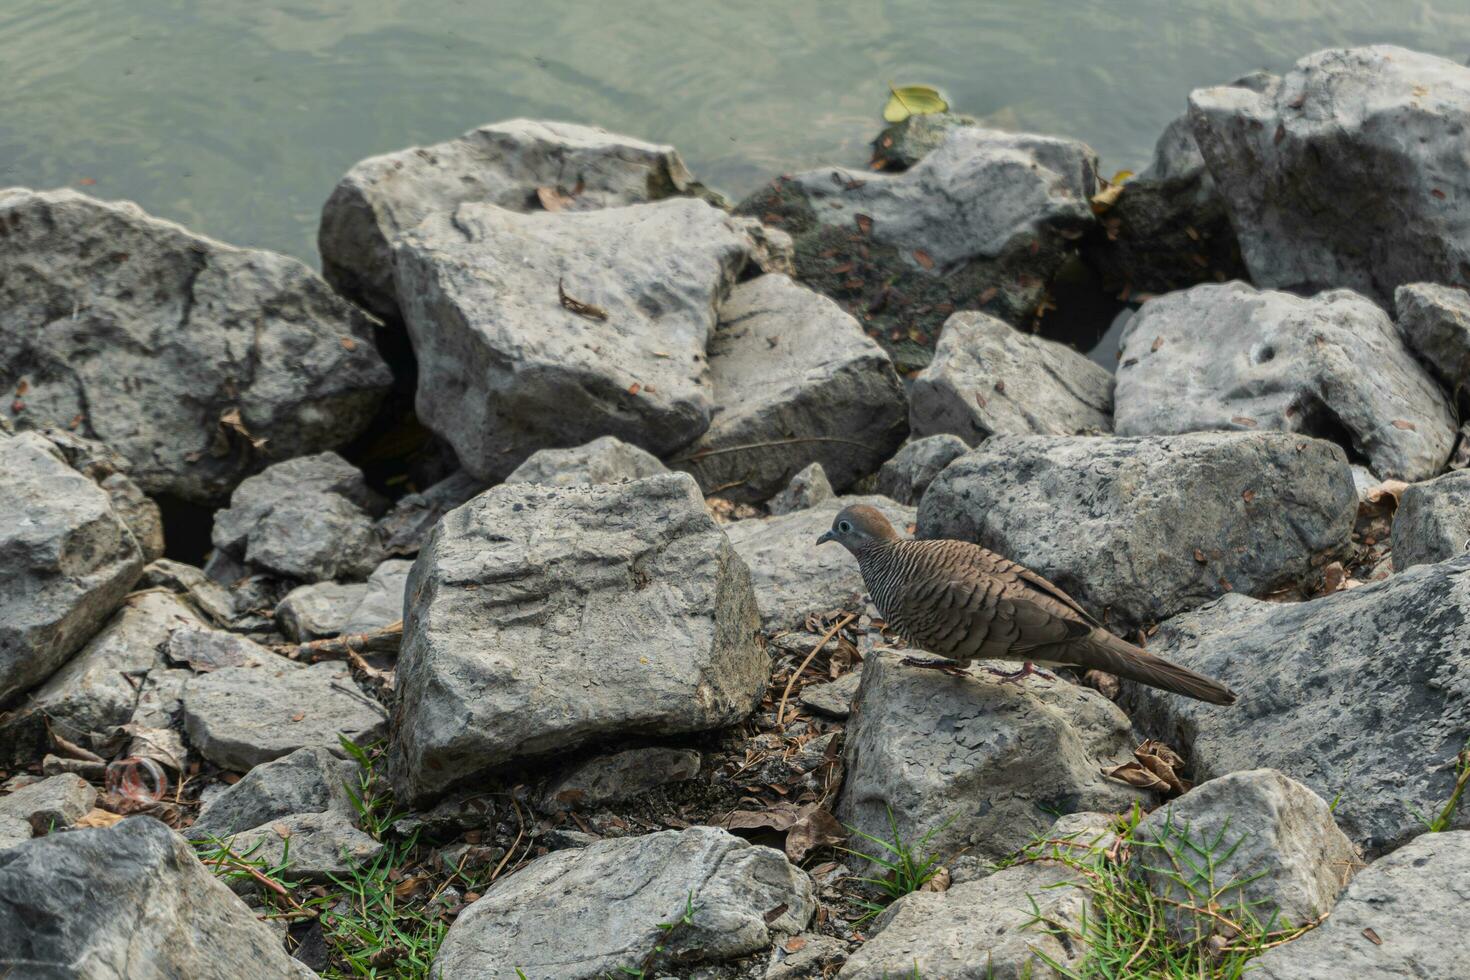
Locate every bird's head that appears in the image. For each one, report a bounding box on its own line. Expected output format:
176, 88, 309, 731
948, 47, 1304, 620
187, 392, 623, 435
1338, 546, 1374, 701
816, 504, 901, 554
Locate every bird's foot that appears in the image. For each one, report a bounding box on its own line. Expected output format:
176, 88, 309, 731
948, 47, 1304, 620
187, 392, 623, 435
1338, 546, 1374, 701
900, 656, 971, 678
986, 662, 1055, 685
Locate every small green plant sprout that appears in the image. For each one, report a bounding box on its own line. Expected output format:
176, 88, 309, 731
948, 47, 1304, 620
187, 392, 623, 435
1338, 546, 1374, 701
841, 808, 951, 923
338, 734, 402, 841
318, 832, 449, 979
1013, 812, 1324, 979
1409, 736, 1470, 833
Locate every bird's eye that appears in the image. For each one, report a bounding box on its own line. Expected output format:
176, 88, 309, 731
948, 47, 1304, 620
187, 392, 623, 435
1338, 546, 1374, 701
838, 520, 852, 533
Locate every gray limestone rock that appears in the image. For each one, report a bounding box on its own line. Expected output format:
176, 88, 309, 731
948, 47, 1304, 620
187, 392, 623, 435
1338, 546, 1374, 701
0, 774, 97, 835
0, 432, 144, 706
432, 827, 813, 979
0, 816, 314, 979
767, 462, 836, 516
275, 581, 368, 642
1251, 831, 1470, 979
386, 473, 764, 805
0, 592, 202, 764
1115, 282, 1456, 482
1395, 282, 1470, 400
140, 560, 236, 625
1392, 469, 1470, 569
341, 559, 412, 634
504, 435, 669, 488
919, 432, 1357, 630
188, 746, 359, 840
674, 274, 908, 501
1128, 556, 1470, 854
211, 452, 387, 582
1190, 46, 1470, 306
395, 197, 753, 481
319, 118, 701, 322
1131, 769, 1357, 941
837, 652, 1147, 869
874, 434, 969, 506
735, 128, 1098, 371
182, 660, 387, 771
797, 669, 862, 719
0, 188, 391, 503
375, 470, 488, 558
910, 311, 1113, 445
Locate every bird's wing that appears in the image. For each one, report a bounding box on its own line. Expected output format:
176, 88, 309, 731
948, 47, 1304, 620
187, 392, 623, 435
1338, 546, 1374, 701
894, 542, 1093, 661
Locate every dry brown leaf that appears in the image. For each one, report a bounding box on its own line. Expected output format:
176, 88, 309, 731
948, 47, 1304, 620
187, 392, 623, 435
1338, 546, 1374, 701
854, 214, 873, 235
1135, 739, 1192, 795
918, 866, 951, 892
1151, 336, 1165, 352
536, 186, 575, 212
912, 249, 934, 270
1391, 419, 1418, 431
1231, 416, 1258, 428
74, 808, 125, 829
1363, 926, 1383, 945
1363, 479, 1409, 506
219, 408, 267, 450
783, 936, 808, 953
720, 805, 800, 833
1242, 489, 1256, 503
1090, 182, 1126, 214
1101, 761, 1171, 792
627, 382, 642, 396
339, 336, 357, 351
784, 805, 846, 863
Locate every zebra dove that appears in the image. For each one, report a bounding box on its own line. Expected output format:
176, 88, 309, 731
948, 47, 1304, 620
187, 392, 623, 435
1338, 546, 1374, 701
816, 504, 1236, 704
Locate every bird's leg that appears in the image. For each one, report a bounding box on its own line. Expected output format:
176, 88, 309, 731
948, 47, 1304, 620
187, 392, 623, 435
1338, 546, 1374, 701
986, 661, 1055, 685
899, 656, 971, 678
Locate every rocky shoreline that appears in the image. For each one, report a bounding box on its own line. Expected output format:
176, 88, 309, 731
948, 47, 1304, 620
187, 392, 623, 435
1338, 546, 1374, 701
2, 42, 1469, 979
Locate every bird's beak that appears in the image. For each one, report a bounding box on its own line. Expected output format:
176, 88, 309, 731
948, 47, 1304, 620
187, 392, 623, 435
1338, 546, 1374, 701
816, 530, 835, 545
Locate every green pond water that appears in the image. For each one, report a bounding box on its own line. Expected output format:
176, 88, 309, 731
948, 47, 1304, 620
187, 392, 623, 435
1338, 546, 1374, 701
4, 0, 1467, 270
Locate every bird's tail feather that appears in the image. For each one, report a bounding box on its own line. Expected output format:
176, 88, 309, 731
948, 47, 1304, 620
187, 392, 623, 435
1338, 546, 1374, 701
1064, 630, 1237, 705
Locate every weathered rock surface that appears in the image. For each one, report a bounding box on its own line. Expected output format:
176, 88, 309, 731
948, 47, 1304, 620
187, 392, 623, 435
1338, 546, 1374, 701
319, 118, 701, 321
376, 470, 488, 557
504, 435, 668, 487
1082, 110, 1246, 293
432, 827, 813, 979
183, 660, 387, 771
674, 274, 907, 500
838, 652, 1146, 868
540, 747, 702, 812
1115, 282, 1455, 481
1131, 769, 1356, 941
396, 198, 752, 481
767, 462, 835, 516
0, 774, 97, 834
0, 188, 391, 503
1130, 556, 1470, 853
870, 111, 980, 170
874, 434, 969, 506
797, 669, 862, 719
0, 817, 30, 850
0, 432, 144, 706
276, 581, 367, 641
735, 128, 1097, 369
920, 432, 1356, 629
387, 474, 764, 804
1190, 46, 1470, 306
724, 495, 915, 628
0, 592, 200, 764
341, 558, 412, 634
1395, 282, 1470, 400
0, 816, 314, 979
1252, 831, 1470, 979
837, 860, 1087, 979
189, 747, 359, 839
141, 559, 235, 625
211, 452, 386, 582
910, 311, 1112, 445
1393, 469, 1470, 569
32, 426, 165, 563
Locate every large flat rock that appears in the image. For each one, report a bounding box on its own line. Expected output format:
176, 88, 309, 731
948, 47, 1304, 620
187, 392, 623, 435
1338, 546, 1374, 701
386, 473, 764, 804
394, 197, 752, 481
1114, 281, 1455, 482
0, 188, 391, 503
1190, 46, 1470, 306
1129, 556, 1470, 854
0, 816, 313, 979
674, 274, 907, 502
432, 827, 813, 979
319, 118, 700, 322
0, 432, 143, 706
